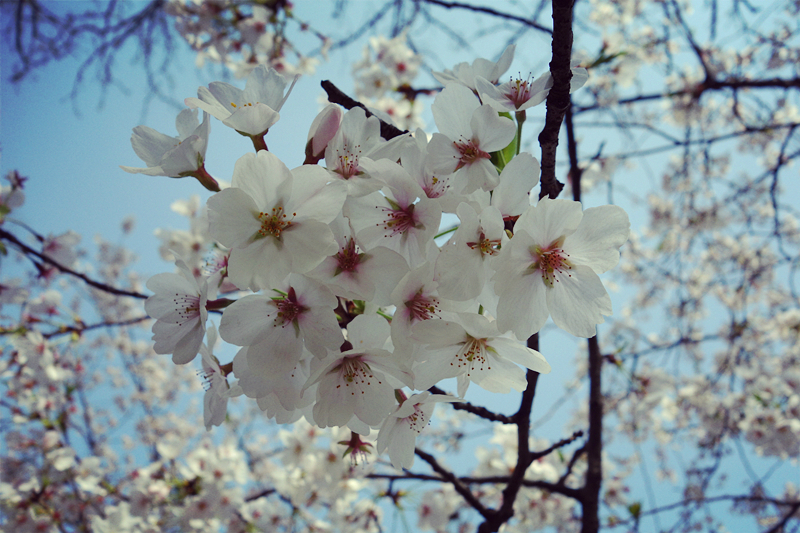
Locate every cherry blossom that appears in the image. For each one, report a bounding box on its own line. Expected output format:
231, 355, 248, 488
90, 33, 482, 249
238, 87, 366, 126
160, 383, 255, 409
376, 391, 458, 469
494, 198, 630, 338
435, 203, 506, 302
432, 44, 516, 91
305, 214, 410, 305
344, 159, 442, 269
427, 83, 516, 193
305, 104, 343, 164
198, 325, 242, 430
185, 64, 298, 138
219, 274, 343, 376
412, 312, 551, 396
207, 150, 346, 291
476, 65, 589, 113
323, 107, 413, 197
144, 254, 209, 364
305, 314, 413, 428
120, 108, 216, 190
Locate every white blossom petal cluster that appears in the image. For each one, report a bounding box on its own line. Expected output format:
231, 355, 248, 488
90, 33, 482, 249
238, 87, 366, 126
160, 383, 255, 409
131, 62, 628, 473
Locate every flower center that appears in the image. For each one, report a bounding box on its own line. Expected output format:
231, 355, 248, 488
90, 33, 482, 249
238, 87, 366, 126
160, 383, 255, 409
335, 143, 363, 179
529, 237, 573, 288
453, 337, 490, 378
403, 403, 426, 434
466, 231, 502, 257
335, 238, 362, 275
380, 201, 421, 237
197, 367, 217, 391
404, 288, 440, 322
257, 206, 294, 239
453, 139, 490, 170
172, 293, 201, 324
504, 75, 533, 108
335, 357, 382, 392
272, 287, 306, 328
424, 174, 450, 199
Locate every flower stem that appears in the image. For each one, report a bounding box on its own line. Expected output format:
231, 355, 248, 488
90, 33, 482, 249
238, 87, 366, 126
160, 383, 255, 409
515, 111, 526, 156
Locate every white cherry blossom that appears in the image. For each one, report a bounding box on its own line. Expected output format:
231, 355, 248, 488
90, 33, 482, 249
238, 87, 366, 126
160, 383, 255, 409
376, 391, 458, 470
494, 198, 630, 338
120, 108, 212, 182
305, 314, 413, 428
427, 84, 516, 193
432, 44, 516, 91
185, 65, 297, 137
345, 159, 442, 269
207, 151, 346, 291
219, 274, 343, 378
145, 255, 209, 364
412, 312, 550, 397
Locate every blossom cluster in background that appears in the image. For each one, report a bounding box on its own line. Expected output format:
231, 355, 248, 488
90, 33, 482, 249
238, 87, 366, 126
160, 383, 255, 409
166, 0, 329, 78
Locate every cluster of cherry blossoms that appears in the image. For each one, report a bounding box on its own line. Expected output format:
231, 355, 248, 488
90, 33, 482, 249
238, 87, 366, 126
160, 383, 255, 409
166, 0, 328, 78
351, 32, 426, 131
126, 43, 629, 469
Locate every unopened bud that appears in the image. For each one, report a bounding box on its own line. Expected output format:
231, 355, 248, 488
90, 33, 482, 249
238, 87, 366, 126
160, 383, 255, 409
304, 104, 342, 164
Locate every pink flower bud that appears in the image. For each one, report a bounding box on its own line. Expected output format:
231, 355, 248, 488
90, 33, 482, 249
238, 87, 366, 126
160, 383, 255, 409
304, 104, 342, 164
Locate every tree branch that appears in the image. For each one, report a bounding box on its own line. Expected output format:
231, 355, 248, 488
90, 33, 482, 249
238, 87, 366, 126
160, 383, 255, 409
429, 385, 515, 424
537, 0, 575, 200
0, 227, 147, 300
419, 0, 552, 34
321, 80, 409, 140
414, 447, 493, 520
581, 335, 603, 533
476, 333, 542, 533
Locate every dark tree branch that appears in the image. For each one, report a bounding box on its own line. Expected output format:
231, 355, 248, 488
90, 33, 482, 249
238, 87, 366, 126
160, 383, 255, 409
419, 0, 552, 34
366, 470, 585, 501
414, 447, 493, 520
429, 386, 515, 424
321, 80, 409, 140
581, 336, 603, 533
574, 77, 800, 114
530, 430, 584, 462
537, 0, 575, 200
245, 488, 277, 502
476, 333, 542, 533
565, 104, 581, 202
40, 316, 151, 339
763, 500, 800, 533
0, 228, 147, 300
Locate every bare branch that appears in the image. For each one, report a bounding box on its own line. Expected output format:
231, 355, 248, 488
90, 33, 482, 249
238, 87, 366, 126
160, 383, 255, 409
537, 0, 575, 200
429, 386, 515, 424
414, 447, 493, 520
0, 227, 147, 300
419, 0, 552, 35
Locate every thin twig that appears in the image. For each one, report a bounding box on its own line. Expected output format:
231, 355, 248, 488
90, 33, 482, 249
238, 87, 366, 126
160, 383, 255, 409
0, 228, 147, 300
429, 386, 515, 424
414, 447, 493, 520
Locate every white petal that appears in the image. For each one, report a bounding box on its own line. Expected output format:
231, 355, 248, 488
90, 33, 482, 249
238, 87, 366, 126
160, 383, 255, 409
207, 188, 260, 248
564, 205, 630, 274
489, 337, 551, 374
546, 264, 612, 338
516, 198, 583, 245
